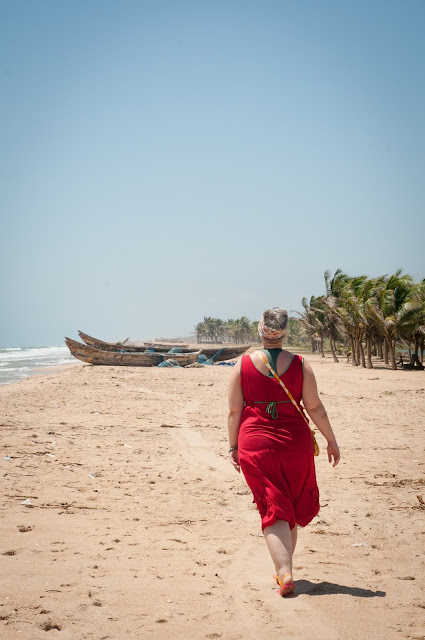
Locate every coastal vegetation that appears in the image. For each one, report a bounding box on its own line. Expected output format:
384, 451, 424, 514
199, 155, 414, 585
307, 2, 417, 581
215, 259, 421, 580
195, 269, 425, 370
299, 269, 425, 370
195, 317, 259, 344
194, 316, 308, 348
193, 316, 310, 349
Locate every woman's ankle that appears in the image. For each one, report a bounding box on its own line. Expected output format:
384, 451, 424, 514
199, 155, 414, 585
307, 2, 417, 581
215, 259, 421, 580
277, 569, 293, 583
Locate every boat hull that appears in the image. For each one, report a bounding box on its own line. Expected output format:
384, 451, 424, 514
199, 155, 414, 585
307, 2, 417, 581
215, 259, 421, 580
77, 331, 250, 361
198, 345, 251, 361
66, 338, 202, 367
78, 331, 146, 352
143, 342, 190, 350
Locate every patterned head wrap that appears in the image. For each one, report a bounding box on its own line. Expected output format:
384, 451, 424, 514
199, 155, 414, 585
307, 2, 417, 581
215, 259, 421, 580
258, 308, 287, 340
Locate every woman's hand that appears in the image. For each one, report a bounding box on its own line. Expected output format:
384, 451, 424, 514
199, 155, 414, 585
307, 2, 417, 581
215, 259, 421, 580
229, 448, 240, 473
327, 440, 340, 467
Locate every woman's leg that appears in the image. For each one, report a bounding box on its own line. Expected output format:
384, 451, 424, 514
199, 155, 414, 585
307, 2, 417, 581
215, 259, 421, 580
291, 524, 297, 554
263, 519, 295, 582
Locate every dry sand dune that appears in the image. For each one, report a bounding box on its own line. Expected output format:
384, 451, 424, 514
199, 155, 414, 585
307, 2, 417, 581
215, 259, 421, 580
0, 354, 424, 639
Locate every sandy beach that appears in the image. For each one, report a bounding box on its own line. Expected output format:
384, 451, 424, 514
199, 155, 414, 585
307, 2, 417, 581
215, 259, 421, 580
1, 354, 424, 640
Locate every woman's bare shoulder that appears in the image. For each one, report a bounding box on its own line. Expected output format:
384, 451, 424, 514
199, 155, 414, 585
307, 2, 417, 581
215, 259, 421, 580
301, 357, 315, 376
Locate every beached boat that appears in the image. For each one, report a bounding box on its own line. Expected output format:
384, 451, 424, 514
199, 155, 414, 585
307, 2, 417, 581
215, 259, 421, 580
77, 331, 250, 361
141, 343, 250, 360
65, 338, 202, 367
79, 332, 189, 352
78, 331, 146, 352
150, 343, 252, 360
197, 345, 251, 361
143, 341, 190, 350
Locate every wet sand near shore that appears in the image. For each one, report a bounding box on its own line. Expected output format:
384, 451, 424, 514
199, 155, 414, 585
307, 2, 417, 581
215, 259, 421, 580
27, 363, 80, 378
0, 355, 424, 640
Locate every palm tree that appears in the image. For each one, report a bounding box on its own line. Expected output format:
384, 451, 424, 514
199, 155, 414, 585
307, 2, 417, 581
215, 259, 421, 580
300, 269, 424, 370
286, 317, 303, 347
335, 280, 367, 366
323, 269, 350, 362
250, 321, 260, 343
411, 280, 425, 366
366, 271, 420, 369
355, 277, 381, 369
299, 296, 327, 356
222, 319, 236, 343
389, 278, 425, 368
238, 316, 251, 343
195, 322, 206, 342
201, 317, 217, 342
213, 318, 225, 342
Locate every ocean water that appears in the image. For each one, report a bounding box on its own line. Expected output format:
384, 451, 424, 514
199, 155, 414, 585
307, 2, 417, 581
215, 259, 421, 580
0, 346, 76, 386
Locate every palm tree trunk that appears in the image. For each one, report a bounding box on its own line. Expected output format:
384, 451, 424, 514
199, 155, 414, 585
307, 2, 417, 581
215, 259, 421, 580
366, 336, 373, 369
384, 339, 389, 365
350, 337, 358, 366
359, 341, 366, 368
389, 339, 397, 370
356, 340, 361, 367
377, 339, 383, 360
329, 334, 339, 363
311, 338, 315, 352
414, 334, 422, 367
320, 337, 325, 357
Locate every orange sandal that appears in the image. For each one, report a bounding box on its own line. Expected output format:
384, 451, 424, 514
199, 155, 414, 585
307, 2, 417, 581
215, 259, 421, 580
274, 573, 295, 597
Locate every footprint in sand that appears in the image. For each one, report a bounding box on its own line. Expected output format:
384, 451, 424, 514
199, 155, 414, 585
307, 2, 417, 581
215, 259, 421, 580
39, 619, 62, 631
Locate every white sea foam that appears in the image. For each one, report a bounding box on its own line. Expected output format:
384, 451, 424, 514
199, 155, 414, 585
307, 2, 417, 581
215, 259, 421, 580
0, 345, 75, 386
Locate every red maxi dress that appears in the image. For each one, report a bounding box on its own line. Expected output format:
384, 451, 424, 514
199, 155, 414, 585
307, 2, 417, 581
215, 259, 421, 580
238, 353, 320, 531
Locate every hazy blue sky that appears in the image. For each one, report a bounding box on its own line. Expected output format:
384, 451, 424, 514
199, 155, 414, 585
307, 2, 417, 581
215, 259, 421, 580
1, 0, 424, 346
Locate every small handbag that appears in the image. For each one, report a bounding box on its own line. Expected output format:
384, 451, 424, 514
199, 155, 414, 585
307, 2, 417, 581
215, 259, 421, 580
255, 351, 320, 456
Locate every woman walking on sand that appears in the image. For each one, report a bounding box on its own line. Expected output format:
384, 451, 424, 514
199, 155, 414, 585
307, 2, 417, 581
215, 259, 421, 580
228, 308, 340, 596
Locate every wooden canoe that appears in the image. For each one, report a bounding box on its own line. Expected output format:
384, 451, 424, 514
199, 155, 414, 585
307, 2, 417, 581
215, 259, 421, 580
143, 341, 190, 350
77, 331, 250, 361
65, 338, 202, 367
78, 330, 146, 352
146, 344, 251, 360
199, 345, 251, 361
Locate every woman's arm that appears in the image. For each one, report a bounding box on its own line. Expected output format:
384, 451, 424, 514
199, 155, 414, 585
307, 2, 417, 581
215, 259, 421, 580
227, 358, 244, 472
302, 359, 340, 467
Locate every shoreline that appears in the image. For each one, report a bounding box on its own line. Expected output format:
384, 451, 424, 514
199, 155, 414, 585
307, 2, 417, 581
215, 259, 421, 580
1, 347, 423, 392
0, 345, 77, 388
27, 362, 80, 377
0, 363, 80, 389
0, 354, 424, 639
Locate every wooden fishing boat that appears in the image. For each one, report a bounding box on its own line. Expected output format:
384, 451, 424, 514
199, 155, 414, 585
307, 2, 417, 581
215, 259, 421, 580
78, 332, 189, 353
198, 345, 251, 361
78, 330, 146, 352
77, 331, 250, 361
143, 341, 190, 350
65, 338, 202, 367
